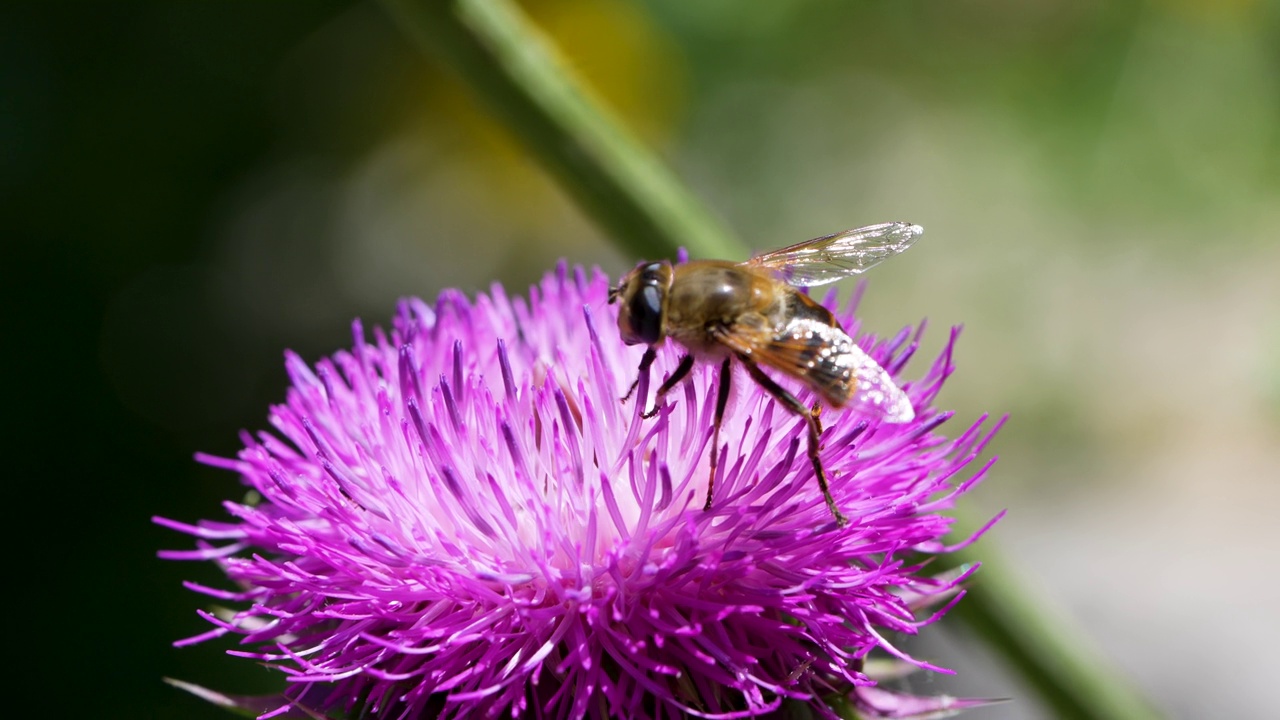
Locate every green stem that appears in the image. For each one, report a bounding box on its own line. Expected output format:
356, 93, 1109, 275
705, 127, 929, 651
947, 508, 1165, 719
379, 2, 1163, 718
377, 0, 742, 262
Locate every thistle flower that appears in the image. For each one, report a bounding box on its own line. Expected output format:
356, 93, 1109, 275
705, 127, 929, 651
158, 263, 1003, 719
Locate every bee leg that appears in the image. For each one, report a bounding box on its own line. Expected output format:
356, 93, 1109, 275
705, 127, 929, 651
621, 347, 657, 404
642, 354, 694, 420
739, 359, 848, 527
704, 356, 733, 511
811, 403, 823, 437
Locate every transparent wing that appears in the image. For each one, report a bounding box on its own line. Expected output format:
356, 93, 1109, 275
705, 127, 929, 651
746, 221, 923, 287
843, 342, 914, 423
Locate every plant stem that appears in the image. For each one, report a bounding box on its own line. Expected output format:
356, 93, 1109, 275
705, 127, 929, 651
378, 0, 742, 262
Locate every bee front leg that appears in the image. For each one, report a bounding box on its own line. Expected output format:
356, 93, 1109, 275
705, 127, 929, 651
705, 356, 733, 511
621, 347, 657, 404
641, 354, 694, 420
739, 359, 847, 527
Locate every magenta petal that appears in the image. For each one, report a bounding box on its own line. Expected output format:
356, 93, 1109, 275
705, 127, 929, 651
158, 265, 1003, 719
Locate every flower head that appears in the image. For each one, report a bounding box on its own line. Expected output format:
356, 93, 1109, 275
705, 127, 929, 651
158, 263, 1002, 719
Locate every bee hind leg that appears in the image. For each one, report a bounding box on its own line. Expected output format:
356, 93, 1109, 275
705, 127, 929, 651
739, 359, 847, 527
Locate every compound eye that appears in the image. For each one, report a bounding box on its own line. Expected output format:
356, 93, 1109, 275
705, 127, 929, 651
627, 282, 664, 345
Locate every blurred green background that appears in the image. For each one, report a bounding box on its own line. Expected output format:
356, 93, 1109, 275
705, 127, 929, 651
5, 1, 1277, 718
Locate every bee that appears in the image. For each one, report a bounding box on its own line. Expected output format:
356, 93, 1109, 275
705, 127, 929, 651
607, 221, 922, 525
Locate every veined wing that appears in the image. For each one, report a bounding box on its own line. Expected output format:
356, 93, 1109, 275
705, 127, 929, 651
746, 221, 923, 288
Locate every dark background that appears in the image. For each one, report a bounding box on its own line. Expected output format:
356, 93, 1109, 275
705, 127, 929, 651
6, 2, 1277, 718
7, 4, 352, 718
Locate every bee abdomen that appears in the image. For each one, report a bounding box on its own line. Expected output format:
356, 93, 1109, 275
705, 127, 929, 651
777, 317, 857, 405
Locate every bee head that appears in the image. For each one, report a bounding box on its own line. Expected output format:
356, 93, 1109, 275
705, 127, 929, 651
611, 260, 672, 346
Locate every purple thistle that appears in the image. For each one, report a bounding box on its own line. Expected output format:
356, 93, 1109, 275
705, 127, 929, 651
158, 263, 1003, 719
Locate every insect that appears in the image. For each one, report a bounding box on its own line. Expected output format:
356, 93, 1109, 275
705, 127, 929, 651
607, 221, 922, 525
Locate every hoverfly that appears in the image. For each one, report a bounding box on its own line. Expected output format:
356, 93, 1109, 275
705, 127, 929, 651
607, 221, 921, 525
